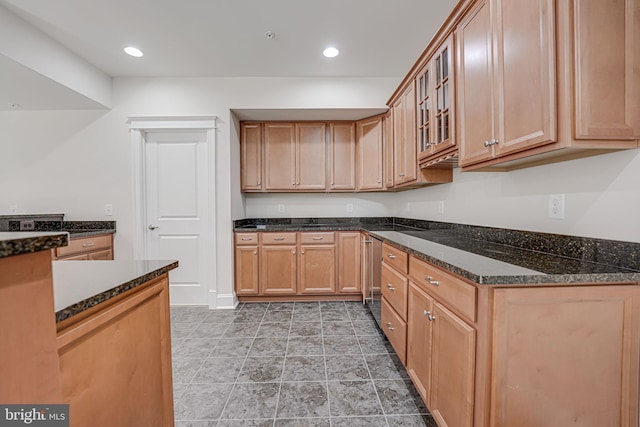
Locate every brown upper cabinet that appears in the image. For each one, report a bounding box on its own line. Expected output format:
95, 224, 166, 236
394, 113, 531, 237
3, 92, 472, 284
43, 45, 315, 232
263, 123, 327, 191
417, 34, 456, 164
391, 82, 418, 186
240, 123, 262, 191
356, 115, 385, 191
455, 0, 639, 171
457, 0, 557, 168
241, 116, 447, 193
329, 123, 356, 191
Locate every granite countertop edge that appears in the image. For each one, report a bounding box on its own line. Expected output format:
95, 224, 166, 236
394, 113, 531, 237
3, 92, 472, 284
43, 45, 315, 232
233, 224, 640, 286
55, 261, 179, 323
0, 232, 69, 258
67, 229, 116, 238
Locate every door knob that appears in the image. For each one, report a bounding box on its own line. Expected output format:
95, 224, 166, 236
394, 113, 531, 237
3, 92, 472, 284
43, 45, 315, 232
148, 225, 159, 230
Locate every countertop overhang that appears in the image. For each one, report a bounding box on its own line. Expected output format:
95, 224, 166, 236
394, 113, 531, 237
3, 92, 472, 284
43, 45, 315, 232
53, 260, 179, 323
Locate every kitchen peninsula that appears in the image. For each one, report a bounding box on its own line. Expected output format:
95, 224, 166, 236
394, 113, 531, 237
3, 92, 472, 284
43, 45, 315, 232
0, 231, 178, 427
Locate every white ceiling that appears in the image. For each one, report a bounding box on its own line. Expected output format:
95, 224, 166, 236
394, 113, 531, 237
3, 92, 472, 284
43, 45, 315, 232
0, 0, 458, 78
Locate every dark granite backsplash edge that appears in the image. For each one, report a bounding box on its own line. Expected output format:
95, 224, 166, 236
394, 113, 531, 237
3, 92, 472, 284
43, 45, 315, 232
233, 217, 640, 272
6, 219, 116, 233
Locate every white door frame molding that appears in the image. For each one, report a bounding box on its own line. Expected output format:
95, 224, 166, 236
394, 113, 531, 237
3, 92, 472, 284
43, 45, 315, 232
128, 116, 217, 306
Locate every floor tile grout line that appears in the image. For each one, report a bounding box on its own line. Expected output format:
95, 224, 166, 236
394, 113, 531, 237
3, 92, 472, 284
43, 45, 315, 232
356, 309, 391, 427
321, 301, 333, 423
271, 301, 294, 425
215, 304, 267, 422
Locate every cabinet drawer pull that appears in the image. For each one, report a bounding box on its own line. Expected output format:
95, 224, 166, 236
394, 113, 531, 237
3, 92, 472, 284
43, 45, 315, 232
386, 283, 396, 291
274, 237, 285, 241
425, 276, 440, 286
426, 311, 436, 321
241, 237, 253, 241
387, 254, 397, 259
312, 237, 324, 240
82, 243, 95, 248
385, 322, 395, 331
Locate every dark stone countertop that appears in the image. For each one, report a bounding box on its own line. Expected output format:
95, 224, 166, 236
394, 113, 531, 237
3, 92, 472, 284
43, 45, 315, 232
233, 217, 640, 286
67, 228, 116, 238
0, 231, 69, 259
53, 260, 179, 323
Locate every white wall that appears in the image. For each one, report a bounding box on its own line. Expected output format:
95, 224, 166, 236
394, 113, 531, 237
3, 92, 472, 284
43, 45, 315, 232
244, 193, 394, 218
392, 149, 640, 243
0, 76, 397, 306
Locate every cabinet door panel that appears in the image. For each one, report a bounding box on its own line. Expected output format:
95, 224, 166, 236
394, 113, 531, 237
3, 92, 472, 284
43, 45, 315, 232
401, 83, 417, 183
330, 123, 356, 190
574, 0, 640, 139
88, 249, 113, 260
337, 232, 361, 294
392, 97, 406, 184
357, 116, 384, 190
260, 245, 297, 295
235, 246, 259, 295
494, 0, 556, 156
296, 123, 326, 190
491, 286, 640, 427
264, 123, 295, 190
299, 245, 336, 294
457, 0, 494, 167
384, 112, 395, 189
240, 123, 262, 191
432, 34, 456, 157
430, 302, 475, 427
407, 283, 434, 403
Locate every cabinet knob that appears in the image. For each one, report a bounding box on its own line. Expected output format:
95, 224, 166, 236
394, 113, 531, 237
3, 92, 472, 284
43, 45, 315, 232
386, 322, 395, 331
292, 250, 296, 254
386, 283, 396, 291
301, 250, 305, 254
427, 312, 436, 322
148, 225, 159, 230
253, 251, 257, 255
423, 310, 428, 316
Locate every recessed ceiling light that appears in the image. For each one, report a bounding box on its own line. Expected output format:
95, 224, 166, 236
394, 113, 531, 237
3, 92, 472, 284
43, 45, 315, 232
124, 46, 144, 57
323, 47, 339, 58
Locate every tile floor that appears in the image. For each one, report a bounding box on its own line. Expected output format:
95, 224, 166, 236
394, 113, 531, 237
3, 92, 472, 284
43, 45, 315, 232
171, 301, 437, 427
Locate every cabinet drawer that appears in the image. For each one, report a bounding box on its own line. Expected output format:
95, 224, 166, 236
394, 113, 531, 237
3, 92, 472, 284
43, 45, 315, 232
382, 243, 408, 274
381, 262, 408, 320
409, 256, 477, 323
56, 234, 112, 257
235, 233, 258, 245
261, 232, 297, 245
381, 297, 407, 365
300, 232, 335, 244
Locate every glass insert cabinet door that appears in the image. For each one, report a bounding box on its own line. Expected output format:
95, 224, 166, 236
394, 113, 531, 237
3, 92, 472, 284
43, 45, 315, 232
416, 34, 455, 161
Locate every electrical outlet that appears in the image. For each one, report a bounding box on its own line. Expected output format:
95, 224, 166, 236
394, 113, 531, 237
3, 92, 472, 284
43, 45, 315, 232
548, 194, 565, 219
19, 220, 35, 231
104, 204, 113, 216
277, 204, 285, 213
346, 203, 353, 213
438, 201, 445, 214
9, 205, 17, 214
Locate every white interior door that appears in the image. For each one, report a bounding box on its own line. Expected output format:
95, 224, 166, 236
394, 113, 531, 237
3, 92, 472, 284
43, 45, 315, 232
144, 130, 210, 305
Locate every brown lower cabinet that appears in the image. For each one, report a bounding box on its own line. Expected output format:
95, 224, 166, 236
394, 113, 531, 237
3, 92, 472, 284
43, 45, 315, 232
57, 275, 174, 426
53, 233, 114, 260
377, 243, 640, 427
235, 231, 362, 300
